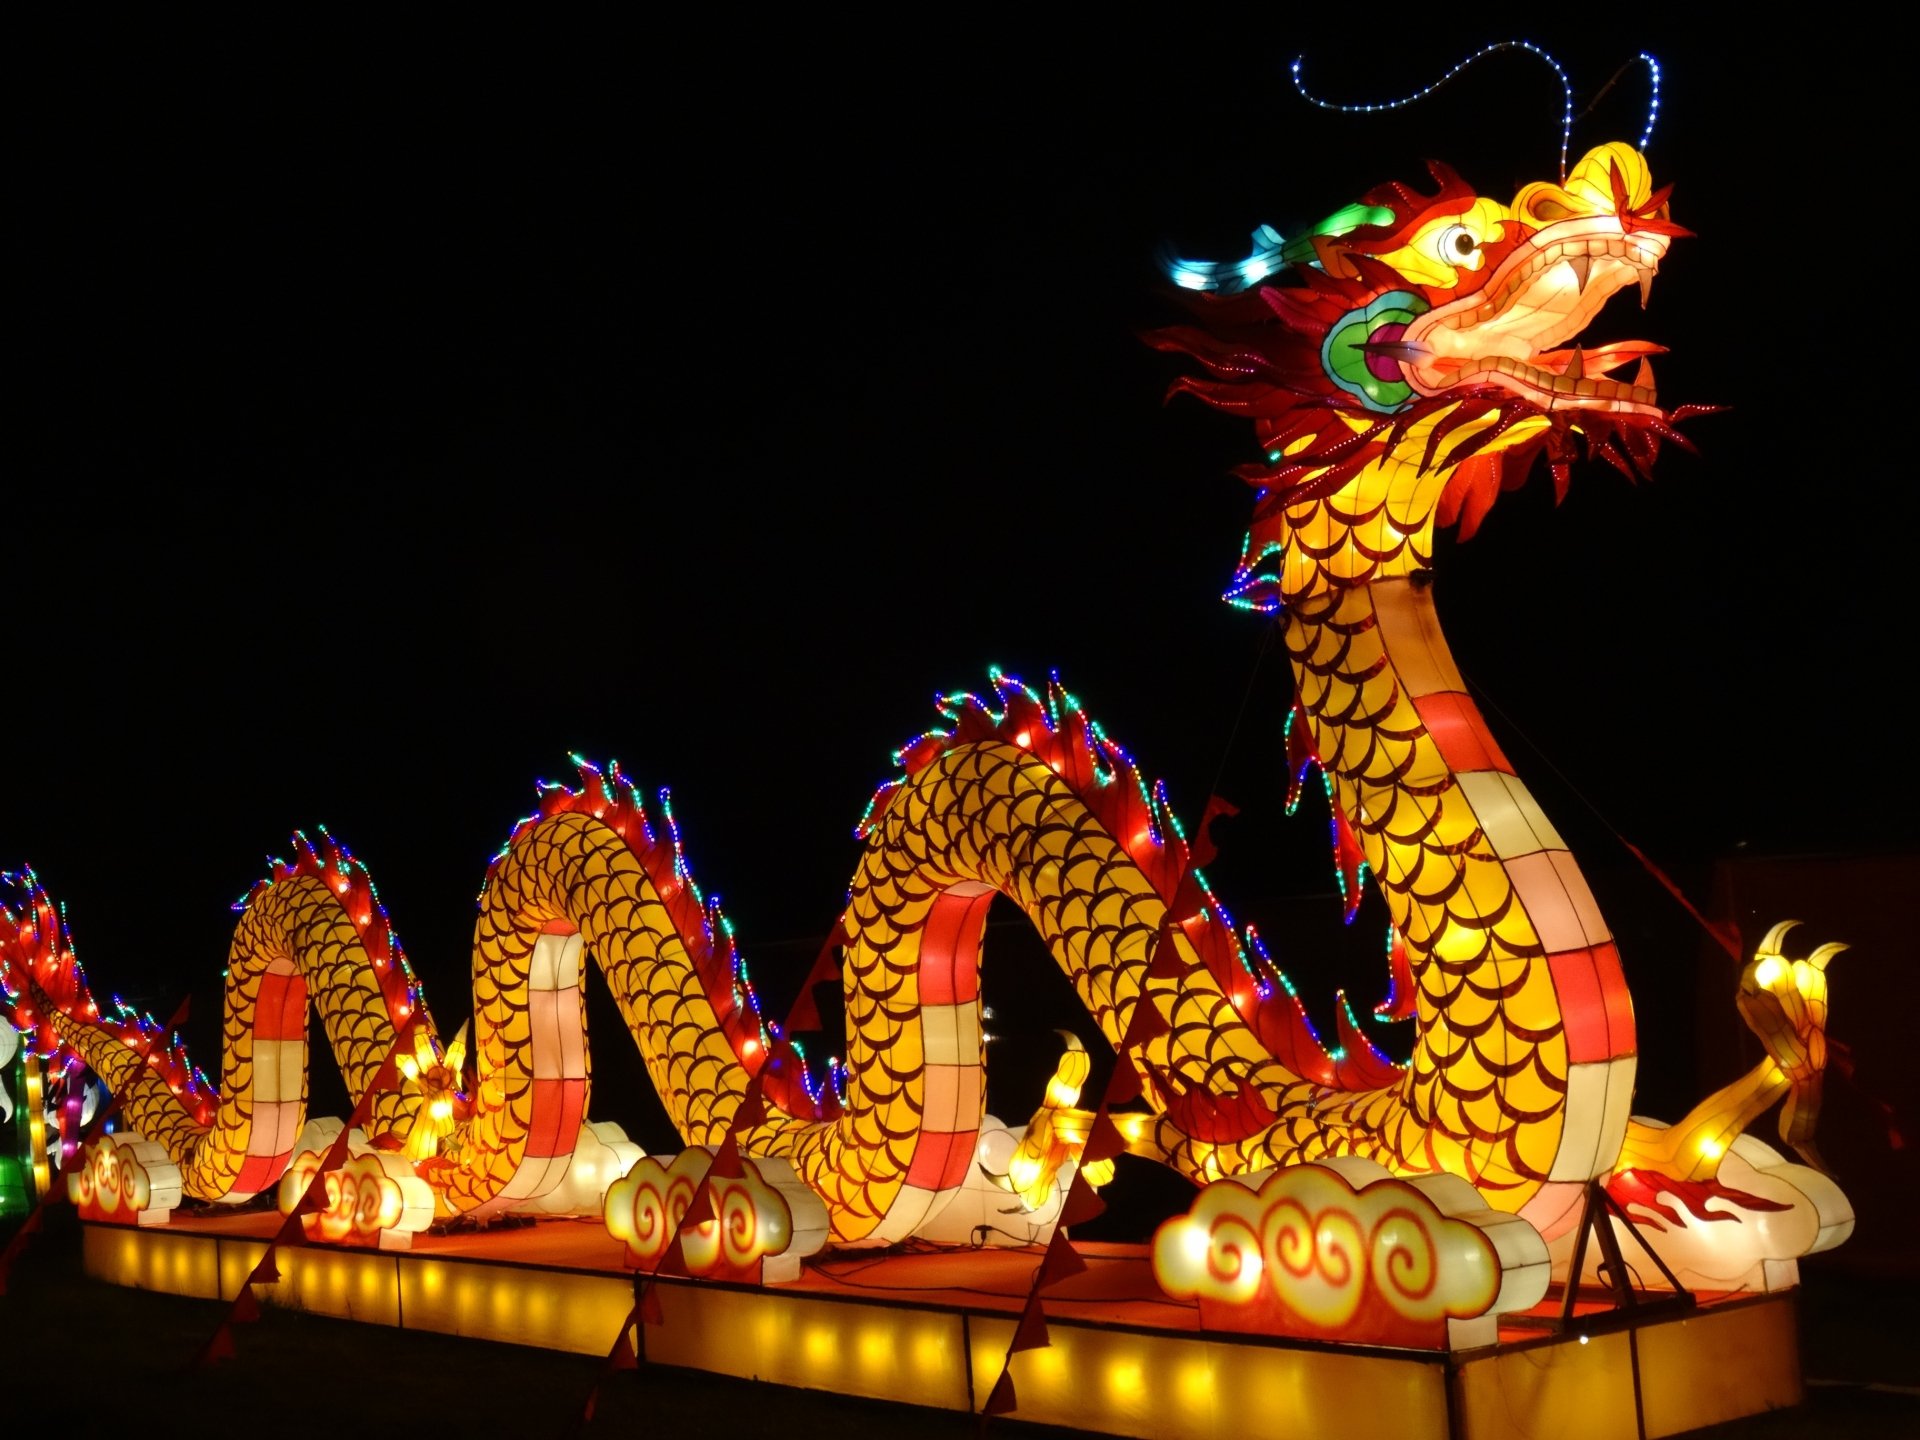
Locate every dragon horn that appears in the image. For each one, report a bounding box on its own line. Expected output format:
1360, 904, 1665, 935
1755, 920, 1800, 956
1807, 942, 1847, 972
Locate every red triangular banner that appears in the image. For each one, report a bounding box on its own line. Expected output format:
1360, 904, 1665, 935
730, 1076, 768, 1133
680, 1182, 716, 1230
1147, 922, 1188, 980
639, 1280, 665, 1326
355, 1059, 405, 1124
1119, 992, 1170, 1053
1059, 1171, 1106, 1228
783, 926, 845, 1034
324, 1022, 418, 1196
982, 1369, 1017, 1415
249, 1250, 282, 1286
275, 1204, 311, 1250
342, 1081, 379, 1135
295, 1172, 333, 1214
323, 1121, 357, 1170
346, 1019, 417, 1129
1080, 1108, 1127, 1165
708, 1134, 744, 1181
655, 1231, 689, 1278
231, 1285, 261, 1323
606, 1309, 640, 1371
1036, 1228, 1087, 1289
1104, 1056, 1143, 1107
1009, 1290, 1050, 1353
194, 1321, 236, 1368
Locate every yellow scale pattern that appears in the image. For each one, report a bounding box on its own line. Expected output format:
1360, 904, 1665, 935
441, 741, 1411, 1239
439, 812, 791, 1212
829, 739, 1384, 1224
1288, 582, 1567, 1194
1250, 424, 1576, 1200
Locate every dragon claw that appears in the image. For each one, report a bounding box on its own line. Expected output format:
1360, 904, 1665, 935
1618, 920, 1849, 1185
1739, 923, 1844, 1171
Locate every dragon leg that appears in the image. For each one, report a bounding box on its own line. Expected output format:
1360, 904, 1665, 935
1616, 922, 1843, 1183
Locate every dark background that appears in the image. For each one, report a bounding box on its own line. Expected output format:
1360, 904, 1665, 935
10, 23, 1911, 1241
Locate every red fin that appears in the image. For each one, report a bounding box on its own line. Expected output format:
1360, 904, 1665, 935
1284, 701, 1317, 812
1439, 452, 1504, 540
1374, 927, 1417, 1021
1159, 1073, 1277, 1144
1606, 1168, 1793, 1231
1240, 959, 1336, 1089
1332, 992, 1406, 1090
1332, 809, 1367, 923
1189, 795, 1239, 869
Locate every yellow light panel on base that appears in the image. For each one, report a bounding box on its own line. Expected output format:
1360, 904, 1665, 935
80, 1217, 1806, 1440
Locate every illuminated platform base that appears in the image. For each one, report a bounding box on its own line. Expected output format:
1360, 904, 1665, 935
83, 1216, 1804, 1440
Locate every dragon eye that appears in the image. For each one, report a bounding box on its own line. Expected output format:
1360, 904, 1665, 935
1435, 224, 1482, 269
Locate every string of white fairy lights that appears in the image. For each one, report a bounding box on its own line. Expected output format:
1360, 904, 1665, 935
1290, 41, 1663, 183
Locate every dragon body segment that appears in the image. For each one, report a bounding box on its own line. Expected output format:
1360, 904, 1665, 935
0, 141, 1846, 1268
31, 846, 445, 1206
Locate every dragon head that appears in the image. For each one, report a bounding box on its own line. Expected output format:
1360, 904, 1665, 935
1152, 141, 1709, 610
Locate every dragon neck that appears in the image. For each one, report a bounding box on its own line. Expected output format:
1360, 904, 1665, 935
1256, 415, 1477, 606
1284, 567, 1639, 1207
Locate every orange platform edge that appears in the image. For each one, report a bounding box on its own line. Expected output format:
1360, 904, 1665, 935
83, 1214, 1805, 1440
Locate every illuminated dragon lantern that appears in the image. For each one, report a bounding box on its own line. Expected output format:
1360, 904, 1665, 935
1, 134, 1852, 1291
1142, 134, 1852, 1270
1146, 142, 1699, 1215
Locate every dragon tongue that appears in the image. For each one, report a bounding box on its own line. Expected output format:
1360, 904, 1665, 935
1360, 338, 1432, 364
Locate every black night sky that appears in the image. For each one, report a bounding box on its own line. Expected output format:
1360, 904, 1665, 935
11, 25, 1911, 1193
